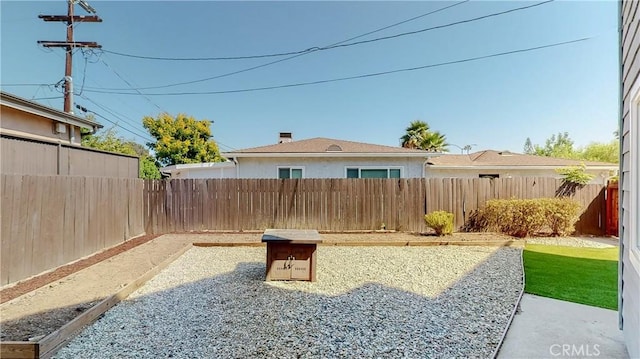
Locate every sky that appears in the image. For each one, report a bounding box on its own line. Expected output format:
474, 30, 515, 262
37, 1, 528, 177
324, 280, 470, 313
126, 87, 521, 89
0, 0, 619, 154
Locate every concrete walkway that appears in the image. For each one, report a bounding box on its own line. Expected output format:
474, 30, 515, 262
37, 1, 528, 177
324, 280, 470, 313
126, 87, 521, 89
498, 294, 629, 359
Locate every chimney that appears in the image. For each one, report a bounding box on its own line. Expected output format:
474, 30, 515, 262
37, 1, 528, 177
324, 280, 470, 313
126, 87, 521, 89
278, 132, 292, 143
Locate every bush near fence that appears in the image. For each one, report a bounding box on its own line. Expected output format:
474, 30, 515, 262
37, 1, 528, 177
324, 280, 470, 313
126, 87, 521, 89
481, 198, 582, 238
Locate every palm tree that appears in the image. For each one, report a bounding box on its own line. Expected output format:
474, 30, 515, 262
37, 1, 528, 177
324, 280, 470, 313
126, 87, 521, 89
400, 120, 430, 149
400, 120, 448, 152
421, 131, 448, 152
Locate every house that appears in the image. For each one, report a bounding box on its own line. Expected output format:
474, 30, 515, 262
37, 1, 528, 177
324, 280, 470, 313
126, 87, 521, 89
425, 150, 617, 185
161, 133, 435, 179
1, 91, 100, 144
160, 161, 237, 179
1, 91, 139, 178
619, 1, 640, 358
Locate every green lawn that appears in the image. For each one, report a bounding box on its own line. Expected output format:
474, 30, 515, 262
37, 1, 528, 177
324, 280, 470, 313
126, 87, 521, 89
523, 244, 619, 310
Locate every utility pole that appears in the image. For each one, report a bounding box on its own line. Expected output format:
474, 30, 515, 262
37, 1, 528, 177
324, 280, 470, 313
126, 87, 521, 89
38, 0, 101, 114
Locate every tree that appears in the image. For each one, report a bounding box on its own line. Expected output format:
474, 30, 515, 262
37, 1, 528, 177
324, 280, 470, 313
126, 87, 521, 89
400, 120, 448, 152
534, 132, 577, 159
401, 120, 429, 149
524, 132, 577, 158
524, 132, 619, 163
523, 138, 534, 154
82, 128, 161, 179
556, 164, 594, 185
421, 131, 448, 152
143, 113, 223, 166
580, 140, 619, 163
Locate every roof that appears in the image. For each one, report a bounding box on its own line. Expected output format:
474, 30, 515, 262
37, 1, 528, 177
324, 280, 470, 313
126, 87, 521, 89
0, 91, 101, 131
223, 137, 434, 158
426, 150, 617, 168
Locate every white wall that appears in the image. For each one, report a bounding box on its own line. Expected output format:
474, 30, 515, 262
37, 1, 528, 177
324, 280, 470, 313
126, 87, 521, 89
425, 167, 613, 185
621, 0, 640, 354
236, 157, 427, 178
169, 166, 236, 179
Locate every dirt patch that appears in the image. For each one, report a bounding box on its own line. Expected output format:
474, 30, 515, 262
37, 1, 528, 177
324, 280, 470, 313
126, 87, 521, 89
0, 234, 159, 305
0, 232, 517, 342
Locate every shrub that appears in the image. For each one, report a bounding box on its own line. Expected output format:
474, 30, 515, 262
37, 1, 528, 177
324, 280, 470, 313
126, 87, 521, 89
556, 164, 594, 185
481, 198, 582, 237
462, 209, 489, 232
541, 198, 581, 236
483, 199, 547, 238
424, 211, 454, 236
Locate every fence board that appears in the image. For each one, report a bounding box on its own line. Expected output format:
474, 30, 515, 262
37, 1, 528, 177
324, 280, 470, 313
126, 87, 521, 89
1, 175, 145, 286
1, 175, 16, 284
141, 177, 607, 236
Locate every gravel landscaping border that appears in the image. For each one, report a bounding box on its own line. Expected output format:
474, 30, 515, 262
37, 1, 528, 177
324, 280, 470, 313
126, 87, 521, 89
53, 246, 523, 358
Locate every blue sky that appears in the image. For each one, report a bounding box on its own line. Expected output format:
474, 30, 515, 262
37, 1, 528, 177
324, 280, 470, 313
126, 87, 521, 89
1, 1, 618, 153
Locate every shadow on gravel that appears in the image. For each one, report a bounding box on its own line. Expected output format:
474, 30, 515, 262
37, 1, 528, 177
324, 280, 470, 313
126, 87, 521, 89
4, 247, 522, 358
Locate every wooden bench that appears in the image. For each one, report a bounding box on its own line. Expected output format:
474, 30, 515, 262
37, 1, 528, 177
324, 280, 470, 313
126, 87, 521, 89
261, 229, 322, 282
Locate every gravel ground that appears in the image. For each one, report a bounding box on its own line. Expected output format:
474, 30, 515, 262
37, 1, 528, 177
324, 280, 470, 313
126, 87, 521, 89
526, 236, 618, 248
53, 246, 522, 359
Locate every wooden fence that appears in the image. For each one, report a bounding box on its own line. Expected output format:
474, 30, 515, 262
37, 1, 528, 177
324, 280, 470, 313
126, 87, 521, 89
605, 181, 619, 236
0, 175, 145, 286
143, 177, 605, 235
1, 135, 139, 178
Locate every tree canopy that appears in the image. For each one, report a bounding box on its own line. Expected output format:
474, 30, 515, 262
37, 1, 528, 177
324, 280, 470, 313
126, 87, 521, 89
524, 132, 619, 163
143, 113, 223, 166
400, 120, 448, 152
81, 128, 161, 179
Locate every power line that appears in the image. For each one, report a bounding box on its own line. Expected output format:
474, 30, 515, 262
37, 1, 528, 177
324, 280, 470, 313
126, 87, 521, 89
79, 96, 237, 151
32, 96, 64, 101
99, 55, 165, 111
99, 0, 553, 64
83, 37, 591, 96
101, 1, 470, 62
86, 110, 152, 142
322, 0, 554, 51
78, 95, 155, 142
85, 1, 469, 91
0, 83, 53, 87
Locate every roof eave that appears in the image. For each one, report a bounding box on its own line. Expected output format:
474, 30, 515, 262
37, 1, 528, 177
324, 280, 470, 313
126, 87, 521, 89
222, 152, 435, 158
427, 165, 618, 170
1, 91, 102, 130
161, 161, 236, 172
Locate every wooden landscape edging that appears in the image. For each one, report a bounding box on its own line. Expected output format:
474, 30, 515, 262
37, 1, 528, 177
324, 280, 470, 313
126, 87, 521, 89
0, 244, 192, 359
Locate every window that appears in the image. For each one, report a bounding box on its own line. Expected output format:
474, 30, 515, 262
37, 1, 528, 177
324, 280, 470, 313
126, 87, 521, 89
278, 167, 303, 179
346, 167, 402, 178
479, 174, 499, 179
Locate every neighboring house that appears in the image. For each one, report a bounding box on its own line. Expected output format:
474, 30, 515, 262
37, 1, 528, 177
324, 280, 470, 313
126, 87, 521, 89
425, 150, 617, 185
161, 133, 434, 179
161, 161, 237, 179
1, 91, 139, 178
619, 1, 640, 358
1, 91, 100, 145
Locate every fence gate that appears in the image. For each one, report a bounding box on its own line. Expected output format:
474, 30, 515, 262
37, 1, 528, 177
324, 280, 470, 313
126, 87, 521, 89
605, 181, 619, 236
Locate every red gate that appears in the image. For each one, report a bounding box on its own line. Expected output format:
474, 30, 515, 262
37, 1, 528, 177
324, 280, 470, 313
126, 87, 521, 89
605, 181, 619, 236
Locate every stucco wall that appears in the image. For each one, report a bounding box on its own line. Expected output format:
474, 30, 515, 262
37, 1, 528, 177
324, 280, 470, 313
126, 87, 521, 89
235, 157, 427, 178
0, 106, 81, 144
